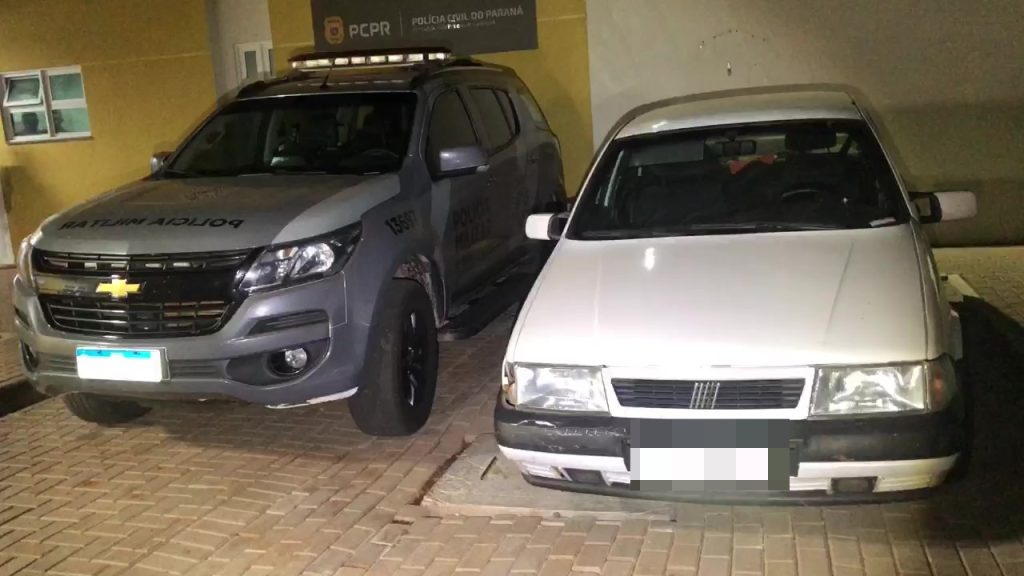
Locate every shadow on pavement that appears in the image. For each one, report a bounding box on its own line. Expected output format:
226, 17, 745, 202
913, 297, 1024, 543
0, 381, 46, 418
88, 299, 1024, 546
98, 326, 510, 463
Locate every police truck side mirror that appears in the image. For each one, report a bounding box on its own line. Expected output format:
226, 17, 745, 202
436, 145, 488, 178
150, 151, 172, 175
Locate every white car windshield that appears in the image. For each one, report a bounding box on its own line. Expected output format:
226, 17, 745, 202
569, 120, 909, 239
165, 92, 416, 178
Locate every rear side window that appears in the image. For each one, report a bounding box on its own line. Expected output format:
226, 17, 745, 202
427, 90, 477, 161
496, 90, 520, 137
469, 88, 514, 151
517, 88, 549, 129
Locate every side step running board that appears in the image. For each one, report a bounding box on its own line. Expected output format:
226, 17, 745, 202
438, 273, 535, 341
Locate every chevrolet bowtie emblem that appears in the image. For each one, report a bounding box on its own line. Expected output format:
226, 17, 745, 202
96, 278, 141, 299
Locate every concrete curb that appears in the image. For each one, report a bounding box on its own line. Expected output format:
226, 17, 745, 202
421, 434, 677, 520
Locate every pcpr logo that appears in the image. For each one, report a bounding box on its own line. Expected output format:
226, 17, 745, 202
324, 16, 345, 45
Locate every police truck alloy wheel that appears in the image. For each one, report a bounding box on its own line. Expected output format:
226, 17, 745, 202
350, 280, 438, 436
401, 310, 430, 407
62, 393, 150, 425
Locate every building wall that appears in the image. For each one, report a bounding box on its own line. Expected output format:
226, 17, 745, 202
206, 0, 274, 98
586, 0, 1024, 246
267, 0, 594, 195
0, 0, 217, 246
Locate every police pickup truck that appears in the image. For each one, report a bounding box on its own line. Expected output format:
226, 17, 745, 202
15, 48, 564, 436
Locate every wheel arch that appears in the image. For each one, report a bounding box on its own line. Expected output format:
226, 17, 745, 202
393, 253, 447, 326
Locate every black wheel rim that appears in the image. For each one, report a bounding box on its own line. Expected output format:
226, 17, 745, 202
400, 309, 429, 407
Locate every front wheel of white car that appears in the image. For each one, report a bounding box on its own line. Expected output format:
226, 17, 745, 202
349, 280, 438, 437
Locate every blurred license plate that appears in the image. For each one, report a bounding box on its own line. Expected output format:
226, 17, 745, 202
629, 420, 793, 490
630, 447, 770, 481
76, 348, 164, 382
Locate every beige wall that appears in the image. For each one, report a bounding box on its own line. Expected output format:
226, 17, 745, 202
0, 0, 217, 246
267, 0, 593, 194
586, 0, 1024, 246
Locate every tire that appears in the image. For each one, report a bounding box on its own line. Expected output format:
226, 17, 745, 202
62, 393, 150, 425
349, 280, 439, 436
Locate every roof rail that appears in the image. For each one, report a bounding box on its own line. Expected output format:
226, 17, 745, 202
409, 56, 513, 88
235, 72, 305, 99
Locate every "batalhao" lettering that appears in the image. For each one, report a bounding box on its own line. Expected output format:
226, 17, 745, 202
58, 217, 245, 231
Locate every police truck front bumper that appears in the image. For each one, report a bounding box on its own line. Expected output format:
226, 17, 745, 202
14, 274, 370, 408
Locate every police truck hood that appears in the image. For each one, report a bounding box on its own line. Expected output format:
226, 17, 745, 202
34, 174, 398, 253
510, 224, 927, 368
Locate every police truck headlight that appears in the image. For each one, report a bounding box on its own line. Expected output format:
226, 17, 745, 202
241, 223, 361, 292
506, 363, 608, 412
17, 235, 36, 290
810, 356, 956, 417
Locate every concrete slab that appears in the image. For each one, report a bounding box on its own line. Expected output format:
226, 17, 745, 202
421, 434, 676, 520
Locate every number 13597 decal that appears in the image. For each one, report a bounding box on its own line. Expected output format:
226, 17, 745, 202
385, 211, 417, 235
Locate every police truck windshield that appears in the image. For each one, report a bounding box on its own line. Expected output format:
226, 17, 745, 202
166, 93, 416, 177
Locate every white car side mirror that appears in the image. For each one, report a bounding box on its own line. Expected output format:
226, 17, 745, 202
525, 213, 568, 241
911, 191, 976, 223
934, 191, 977, 222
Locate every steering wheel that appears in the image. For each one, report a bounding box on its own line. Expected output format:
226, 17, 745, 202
360, 148, 400, 159
781, 186, 829, 203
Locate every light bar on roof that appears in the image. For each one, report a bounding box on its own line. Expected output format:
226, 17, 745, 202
291, 50, 452, 70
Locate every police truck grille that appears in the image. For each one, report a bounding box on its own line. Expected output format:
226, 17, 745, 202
34, 249, 253, 338
35, 249, 250, 273
612, 378, 805, 410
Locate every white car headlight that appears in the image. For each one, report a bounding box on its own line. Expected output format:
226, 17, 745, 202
508, 363, 608, 412
810, 356, 956, 417
240, 224, 360, 292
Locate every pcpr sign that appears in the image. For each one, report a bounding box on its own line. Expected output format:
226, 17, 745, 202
310, 0, 538, 55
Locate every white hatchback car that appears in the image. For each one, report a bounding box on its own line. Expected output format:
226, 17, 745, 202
496, 87, 976, 501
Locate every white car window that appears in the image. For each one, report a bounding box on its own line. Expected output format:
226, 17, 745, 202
571, 120, 907, 239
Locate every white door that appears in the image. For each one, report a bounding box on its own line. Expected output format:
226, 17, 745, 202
235, 42, 274, 87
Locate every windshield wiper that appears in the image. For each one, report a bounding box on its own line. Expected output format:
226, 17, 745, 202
681, 221, 848, 233
579, 221, 846, 240
160, 168, 200, 179
578, 229, 646, 239
233, 167, 377, 177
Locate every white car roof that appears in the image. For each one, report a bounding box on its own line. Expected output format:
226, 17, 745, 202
616, 89, 862, 139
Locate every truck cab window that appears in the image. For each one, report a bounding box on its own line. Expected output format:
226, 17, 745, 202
470, 88, 514, 151
427, 90, 478, 164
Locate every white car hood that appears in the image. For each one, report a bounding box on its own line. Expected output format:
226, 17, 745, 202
512, 225, 926, 368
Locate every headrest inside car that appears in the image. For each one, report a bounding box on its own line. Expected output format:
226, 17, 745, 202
785, 128, 837, 152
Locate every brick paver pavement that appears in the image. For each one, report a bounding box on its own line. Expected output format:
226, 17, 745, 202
0, 338, 23, 388
937, 247, 1024, 326
0, 251, 1021, 575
